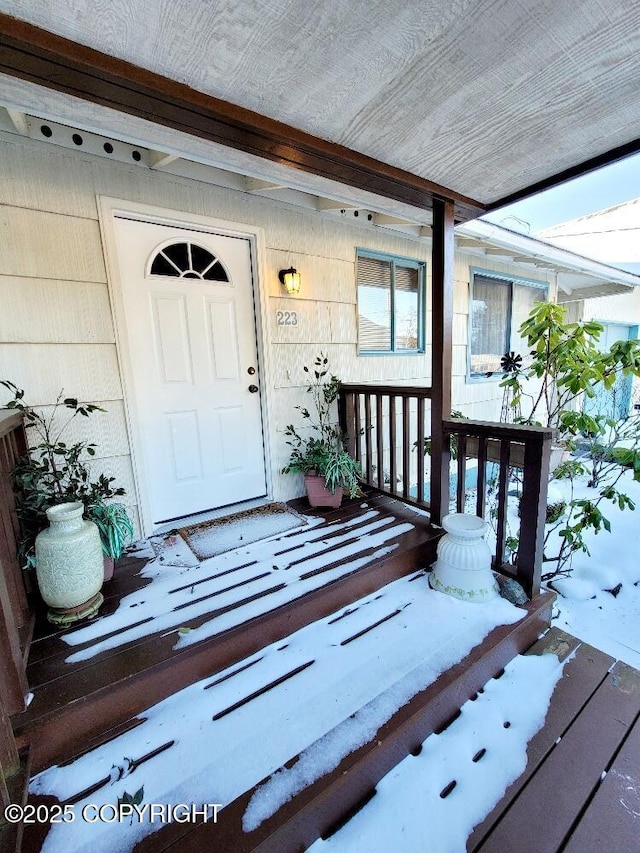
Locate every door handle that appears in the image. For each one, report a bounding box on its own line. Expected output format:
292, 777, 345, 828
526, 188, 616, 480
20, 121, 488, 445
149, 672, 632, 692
248, 384, 259, 393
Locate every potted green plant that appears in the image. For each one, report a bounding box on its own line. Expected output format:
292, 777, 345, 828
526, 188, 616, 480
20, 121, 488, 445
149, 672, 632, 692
282, 354, 361, 507
88, 501, 135, 581
1, 381, 129, 608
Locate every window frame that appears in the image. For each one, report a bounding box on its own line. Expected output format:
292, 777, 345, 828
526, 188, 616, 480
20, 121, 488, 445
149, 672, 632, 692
356, 248, 427, 356
467, 267, 548, 381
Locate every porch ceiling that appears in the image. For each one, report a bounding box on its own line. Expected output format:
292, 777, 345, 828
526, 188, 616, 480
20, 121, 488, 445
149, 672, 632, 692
2, 1, 640, 220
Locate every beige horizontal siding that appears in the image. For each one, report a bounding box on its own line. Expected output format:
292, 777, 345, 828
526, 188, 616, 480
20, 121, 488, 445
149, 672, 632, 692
0, 204, 106, 282
0, 344, 122, 405
0, 276, 114, 343
28, 400, 132, 459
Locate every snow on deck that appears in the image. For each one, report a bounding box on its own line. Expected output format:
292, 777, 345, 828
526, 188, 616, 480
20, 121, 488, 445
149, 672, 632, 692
30, 573, 525, 853
308, 653, 564, 853
61, 509, 414, 663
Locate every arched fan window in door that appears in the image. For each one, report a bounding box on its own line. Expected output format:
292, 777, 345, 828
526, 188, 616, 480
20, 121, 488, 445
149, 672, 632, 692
149, 241, 230, 281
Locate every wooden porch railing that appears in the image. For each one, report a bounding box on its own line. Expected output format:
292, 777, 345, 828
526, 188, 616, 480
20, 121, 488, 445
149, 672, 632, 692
338, 385, 552, 599
0, 409, 30, 827
338, 384, 434, 505
0, 410, 30, 717
443, 419, 553, 599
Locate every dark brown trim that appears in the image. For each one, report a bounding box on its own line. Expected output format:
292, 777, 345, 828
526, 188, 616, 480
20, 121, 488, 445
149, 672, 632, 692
487, 137, 640, 212
429, 197, 455, 525
0, 13, 485, 223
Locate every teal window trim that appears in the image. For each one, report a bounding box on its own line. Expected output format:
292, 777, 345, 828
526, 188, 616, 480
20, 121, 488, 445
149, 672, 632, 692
468, 267, 548, 381
356, 248, 427, 355
591, 319, 638, 339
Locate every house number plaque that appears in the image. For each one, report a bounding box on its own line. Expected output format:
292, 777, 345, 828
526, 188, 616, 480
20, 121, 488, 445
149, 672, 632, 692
276, 310, 298, 326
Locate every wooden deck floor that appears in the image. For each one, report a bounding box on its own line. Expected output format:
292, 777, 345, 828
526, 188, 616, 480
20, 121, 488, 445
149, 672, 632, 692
470, 628, 640, 852
24, 609, 638, 853
13, 493, 442, 771
10, 493, 639, 852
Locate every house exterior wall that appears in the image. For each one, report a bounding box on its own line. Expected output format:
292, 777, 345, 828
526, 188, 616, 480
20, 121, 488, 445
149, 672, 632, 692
452, 251, 554, 421
581, 288, 640, 327
0, 130, 553, 529
580, 289, 640, 407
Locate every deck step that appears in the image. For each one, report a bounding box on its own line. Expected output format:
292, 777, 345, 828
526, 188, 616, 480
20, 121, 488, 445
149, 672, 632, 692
22, 577, 554, 853
473, 633, 640, 853
14, 494, 442, 772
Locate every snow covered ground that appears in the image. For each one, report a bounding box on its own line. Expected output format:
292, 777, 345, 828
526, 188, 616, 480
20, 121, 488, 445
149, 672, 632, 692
541, 467, 640, 669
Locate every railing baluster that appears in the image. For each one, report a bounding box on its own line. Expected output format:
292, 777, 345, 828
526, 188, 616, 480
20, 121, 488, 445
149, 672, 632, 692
476, 436, 487, 518
343, 392, 357, 461
364, 393, 373, 484
494, 439, 511, 568
354, 392, 362, 465
416, 396, 425, 504
389, 396, 397, 496
402, 396, 410, 500
376, 394, 384, 490
456, 434, 467, 512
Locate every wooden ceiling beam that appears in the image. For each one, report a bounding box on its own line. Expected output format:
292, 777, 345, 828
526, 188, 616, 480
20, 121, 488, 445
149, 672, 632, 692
4, 106, 28, 135
244, 177, 287, 193
0, 13, 485, 223
148, 151, 179, 169
484, 247, 517, 256
315, 198, 358, 210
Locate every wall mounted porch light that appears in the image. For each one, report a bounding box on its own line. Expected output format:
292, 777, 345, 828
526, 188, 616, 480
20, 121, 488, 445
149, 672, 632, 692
278, 267, 301, 295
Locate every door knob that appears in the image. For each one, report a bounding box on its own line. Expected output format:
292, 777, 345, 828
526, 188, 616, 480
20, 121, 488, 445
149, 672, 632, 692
248, 384, 259, 393
247, 367, 256, 375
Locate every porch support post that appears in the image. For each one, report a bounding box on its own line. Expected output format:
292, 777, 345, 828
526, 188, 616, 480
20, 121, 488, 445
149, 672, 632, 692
430, 197, 454, 525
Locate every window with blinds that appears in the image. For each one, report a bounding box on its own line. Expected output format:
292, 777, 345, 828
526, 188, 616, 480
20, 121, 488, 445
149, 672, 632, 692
357, 251, 425, 354
470, 270, 546, 376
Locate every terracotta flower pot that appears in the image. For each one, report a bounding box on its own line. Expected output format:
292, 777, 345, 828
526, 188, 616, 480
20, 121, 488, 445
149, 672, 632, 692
304, 474, 343, 508
103, 555, 115, 582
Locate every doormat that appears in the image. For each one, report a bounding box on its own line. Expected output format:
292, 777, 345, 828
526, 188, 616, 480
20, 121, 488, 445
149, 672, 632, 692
179, 503, 308, 561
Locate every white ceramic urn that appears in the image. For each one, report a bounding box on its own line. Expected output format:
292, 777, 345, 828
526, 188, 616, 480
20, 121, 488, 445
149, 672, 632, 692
430, 513, 499, 603
35, 501, 104, 624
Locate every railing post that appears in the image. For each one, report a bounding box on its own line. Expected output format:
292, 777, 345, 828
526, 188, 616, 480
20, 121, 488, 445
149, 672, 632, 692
517, 433, 552, 598
0, 418, 29, 628
0, 412, 30, 717
430, 197, 454, 524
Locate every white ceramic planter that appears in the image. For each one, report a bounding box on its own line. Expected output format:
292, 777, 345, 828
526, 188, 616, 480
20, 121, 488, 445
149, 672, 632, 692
430, 513, 499, 603
35, 501, 104, 625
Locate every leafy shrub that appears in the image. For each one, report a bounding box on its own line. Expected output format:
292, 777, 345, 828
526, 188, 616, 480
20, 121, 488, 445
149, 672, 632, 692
498, 303, 640, 578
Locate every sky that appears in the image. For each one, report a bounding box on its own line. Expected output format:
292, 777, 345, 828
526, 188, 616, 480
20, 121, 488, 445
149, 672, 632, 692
483, 150, 640, 234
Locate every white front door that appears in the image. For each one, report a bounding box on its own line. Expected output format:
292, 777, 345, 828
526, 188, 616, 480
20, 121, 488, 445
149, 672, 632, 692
112, 217, 267, 524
